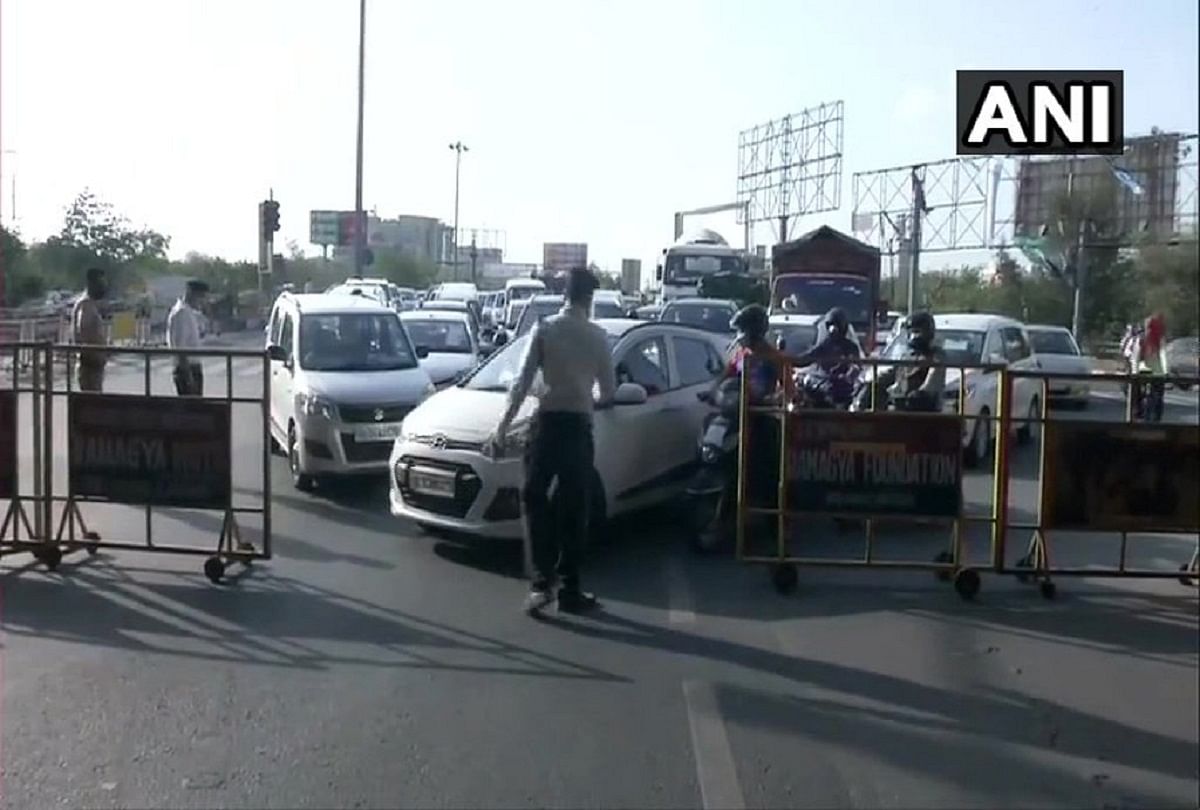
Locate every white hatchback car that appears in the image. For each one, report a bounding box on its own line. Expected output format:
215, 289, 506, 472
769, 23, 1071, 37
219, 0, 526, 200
389, 320, 731, 539
1025, 324, 1092, 408
876, 313, 1042, 467
401, 309, 486, 389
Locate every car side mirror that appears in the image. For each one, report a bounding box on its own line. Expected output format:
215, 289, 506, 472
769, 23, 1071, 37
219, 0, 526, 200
493, 331, 509, 347
266, 344, 287, 363
614, 382, 649, 406
416, 345, 431, 359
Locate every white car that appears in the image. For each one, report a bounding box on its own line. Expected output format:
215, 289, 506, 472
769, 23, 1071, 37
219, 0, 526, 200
389, 320, 732, 539
266, 293, 436, 491
431, 282, 478, 303
876, 313, 1042, 468
328, 278, 396, 309
1025, 324, 1092, 408
401, 309, 487, 389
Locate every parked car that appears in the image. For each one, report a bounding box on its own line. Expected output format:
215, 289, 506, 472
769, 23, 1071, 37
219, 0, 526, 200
1165, 337, 1199, 390
389, 320, 731, 539
265, 293, 436, 491
401, 309, 488, 389
1025, 324, 1092, 408
659, 298, 739, 335
875, 313, 1042, 467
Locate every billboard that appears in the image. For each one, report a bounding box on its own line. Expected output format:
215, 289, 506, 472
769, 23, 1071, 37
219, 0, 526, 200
310, 210, 367, 248
543, 242, 588, 274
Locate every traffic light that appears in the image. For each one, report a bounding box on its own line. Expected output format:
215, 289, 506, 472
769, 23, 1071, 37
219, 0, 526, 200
260, 200, 281, 240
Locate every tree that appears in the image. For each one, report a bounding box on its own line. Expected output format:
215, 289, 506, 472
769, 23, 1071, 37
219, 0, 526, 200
49, 189, 171, 290
1, 226, 30, 306
374, 250, 439, 289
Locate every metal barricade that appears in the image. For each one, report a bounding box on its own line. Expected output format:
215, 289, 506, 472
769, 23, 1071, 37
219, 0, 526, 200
0, 341, 273, 584
735, 355, 1008, 599
1000, 367, 1200, 598
0, 342, 57, 560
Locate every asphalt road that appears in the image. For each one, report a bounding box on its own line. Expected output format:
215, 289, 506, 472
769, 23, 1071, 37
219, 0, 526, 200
2, 340, 1197, 809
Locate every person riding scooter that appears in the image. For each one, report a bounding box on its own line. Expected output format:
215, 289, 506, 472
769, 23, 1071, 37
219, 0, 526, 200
859, 310, 946, 412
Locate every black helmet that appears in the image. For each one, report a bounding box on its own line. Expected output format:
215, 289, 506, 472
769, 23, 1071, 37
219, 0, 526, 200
825, 307, 850, 337
730, 304, 769, 342
906, 311, 936, 351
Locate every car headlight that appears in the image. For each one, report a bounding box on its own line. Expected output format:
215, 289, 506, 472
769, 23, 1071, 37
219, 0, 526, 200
296, 391, 336, 420
482, 423, 529, 460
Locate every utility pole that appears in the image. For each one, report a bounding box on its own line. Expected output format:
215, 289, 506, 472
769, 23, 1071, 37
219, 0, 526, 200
907, 167, 925, 314
353, 0, 367, 279
449, 141, 468, 281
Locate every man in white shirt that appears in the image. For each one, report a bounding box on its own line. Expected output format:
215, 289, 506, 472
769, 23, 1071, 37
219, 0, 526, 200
489, 268, 617, 615
166, 280, 210, 396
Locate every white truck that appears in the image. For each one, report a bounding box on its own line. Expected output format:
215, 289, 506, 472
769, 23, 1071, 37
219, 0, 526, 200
654, 229, 748, 303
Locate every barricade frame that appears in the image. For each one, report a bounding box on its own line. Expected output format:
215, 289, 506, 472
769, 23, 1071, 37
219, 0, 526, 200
2, 341, 273, 584
734, 354, 1011, 599
0, 342, 58, 558
1001, 367, 1200, 598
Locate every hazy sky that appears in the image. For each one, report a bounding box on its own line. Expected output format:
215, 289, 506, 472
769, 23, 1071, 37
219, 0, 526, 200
2, 0, 1198, 277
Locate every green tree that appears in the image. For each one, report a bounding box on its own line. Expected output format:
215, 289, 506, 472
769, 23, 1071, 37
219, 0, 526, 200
46, 189, 171, 292
1136, 240, 1200, 337
374, 250, 438, 289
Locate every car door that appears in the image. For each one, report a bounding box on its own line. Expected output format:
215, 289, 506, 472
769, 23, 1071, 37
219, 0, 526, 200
1001, 326, 1039, 423
668, 332, 727, 467
270, 311, 296, 442
599, 332, 676, 512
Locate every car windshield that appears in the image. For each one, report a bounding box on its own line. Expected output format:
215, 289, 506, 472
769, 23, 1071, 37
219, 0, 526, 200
772, 276, 871, 326
662, 303, 733, 333
404, 319, 473, 354
883, 329, 987, 366
509, 287, 542, 302
593, 301, 625, 319
516, 299, 564, 336
299, 313, 418, 371
465, 332, 619, 392
664, 254, 744, 284
1029, 330, 1079, 355
770, 324, 818, 356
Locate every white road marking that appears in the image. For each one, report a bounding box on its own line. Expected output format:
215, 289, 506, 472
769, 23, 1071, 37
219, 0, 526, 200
665, 557, 696, 625
683, 680, 745, 810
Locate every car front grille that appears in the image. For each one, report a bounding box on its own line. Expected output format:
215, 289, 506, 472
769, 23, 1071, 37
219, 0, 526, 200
395, 456, 482, 518
406, 433, 487, 453
339, 404, 413, 424
340, 434, 395, 463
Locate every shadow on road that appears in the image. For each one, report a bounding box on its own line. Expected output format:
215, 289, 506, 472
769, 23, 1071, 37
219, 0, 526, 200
0, 560, 628, 684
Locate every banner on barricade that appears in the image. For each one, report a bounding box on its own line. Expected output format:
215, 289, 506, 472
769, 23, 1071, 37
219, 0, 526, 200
0, 390, 15, 499
1042, 422, 1200, 532
68, 394, 231, 509
786, 412, 963, 517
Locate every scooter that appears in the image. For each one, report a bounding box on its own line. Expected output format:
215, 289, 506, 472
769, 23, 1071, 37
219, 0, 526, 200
685, 377, 743, 553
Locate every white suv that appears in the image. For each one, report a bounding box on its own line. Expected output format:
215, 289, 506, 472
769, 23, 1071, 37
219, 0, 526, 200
877, 313, 1041, 467
266, 293, 436, 491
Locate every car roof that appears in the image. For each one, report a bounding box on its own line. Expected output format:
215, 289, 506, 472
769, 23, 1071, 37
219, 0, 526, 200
935, 313, 1025, 331
282, 293, 392, 315
422, 299, 468, 309
530, 294, 564, 303
1024, 324, 1072, 333
401, 309, 470, 323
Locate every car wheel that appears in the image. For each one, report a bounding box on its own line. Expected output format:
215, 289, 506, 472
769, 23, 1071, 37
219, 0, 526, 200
964, 408, 991, 469
1017, 397, 1039, 445
288, 423, 316, 492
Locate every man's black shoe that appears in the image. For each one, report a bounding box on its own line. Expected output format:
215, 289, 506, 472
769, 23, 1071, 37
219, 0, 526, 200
557, 590, 598, 614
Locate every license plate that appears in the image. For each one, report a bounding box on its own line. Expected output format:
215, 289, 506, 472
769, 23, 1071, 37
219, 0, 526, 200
410, 471, 456, 498
353, 423, 403, 442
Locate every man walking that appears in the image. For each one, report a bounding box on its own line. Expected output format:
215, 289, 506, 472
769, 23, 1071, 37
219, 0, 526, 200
488, 268, 616, 615
72, 267, 109, 392
167, 279, 210, 396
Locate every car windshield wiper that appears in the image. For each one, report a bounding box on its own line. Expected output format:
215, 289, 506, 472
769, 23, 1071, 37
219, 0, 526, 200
469, 384, 509, 392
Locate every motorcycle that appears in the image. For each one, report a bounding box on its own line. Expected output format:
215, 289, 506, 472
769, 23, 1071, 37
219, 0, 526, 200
794, 361, 864, 411
685, 377, 742, 553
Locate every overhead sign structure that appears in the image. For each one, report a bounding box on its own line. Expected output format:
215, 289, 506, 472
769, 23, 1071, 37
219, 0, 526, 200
310, 210, 367, 248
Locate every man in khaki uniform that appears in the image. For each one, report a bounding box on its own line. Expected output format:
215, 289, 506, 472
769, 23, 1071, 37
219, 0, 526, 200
72, 267, 109, 392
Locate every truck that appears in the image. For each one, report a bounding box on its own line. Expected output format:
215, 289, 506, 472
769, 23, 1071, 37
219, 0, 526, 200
769, 225, 885, 354
655, 229, 749, 303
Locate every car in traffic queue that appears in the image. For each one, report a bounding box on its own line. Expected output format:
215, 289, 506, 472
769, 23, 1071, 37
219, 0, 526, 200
1165, 337, 1199, 390
420, 298, 483, 345
328, 277, 397, 309
389, 319, 732, 539
501, 278, 547, 328
266, 293, 436, 492
768, 313, 820, 357
874, 313, 1042, 468
429, 282, 479, 303
1025, 324, 1092, 408
658, 297, 739, 336
512, 294, 626, 338
401, 309, 488, 389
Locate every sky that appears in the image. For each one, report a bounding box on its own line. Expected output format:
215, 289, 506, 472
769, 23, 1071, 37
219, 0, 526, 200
2, 0, 1198, 284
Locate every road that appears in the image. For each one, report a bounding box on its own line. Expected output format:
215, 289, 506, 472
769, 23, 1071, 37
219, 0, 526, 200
2, 340, 1197, 809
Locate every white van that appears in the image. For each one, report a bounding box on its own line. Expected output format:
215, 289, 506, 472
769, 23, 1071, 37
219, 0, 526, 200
502, 278, 546, 328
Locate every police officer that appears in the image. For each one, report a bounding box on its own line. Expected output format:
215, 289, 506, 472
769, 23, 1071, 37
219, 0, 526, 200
489, 268, 617, 615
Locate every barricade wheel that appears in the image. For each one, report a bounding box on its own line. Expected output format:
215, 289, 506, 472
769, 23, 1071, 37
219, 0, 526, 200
35, 545, 63, 571
953, 568, 981, 600
1039, 581, 1057, 600
933, 551, 954, 582
204, 556, 226, 584
771, 564, 798, 595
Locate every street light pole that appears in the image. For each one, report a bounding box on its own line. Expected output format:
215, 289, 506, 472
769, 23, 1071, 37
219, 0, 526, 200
449, 141, 468, 281
353, 0, 367, 278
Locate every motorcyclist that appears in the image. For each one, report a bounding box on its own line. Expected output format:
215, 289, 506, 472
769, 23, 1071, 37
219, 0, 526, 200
790, 307, 864, 370
864, 310, 946, 411
1132, 312, 1167, 421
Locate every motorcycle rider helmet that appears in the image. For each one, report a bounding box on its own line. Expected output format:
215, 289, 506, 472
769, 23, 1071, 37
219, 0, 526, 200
824, 307, 850, 338
730, 304, 770, 343
905, 311, 936, 353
